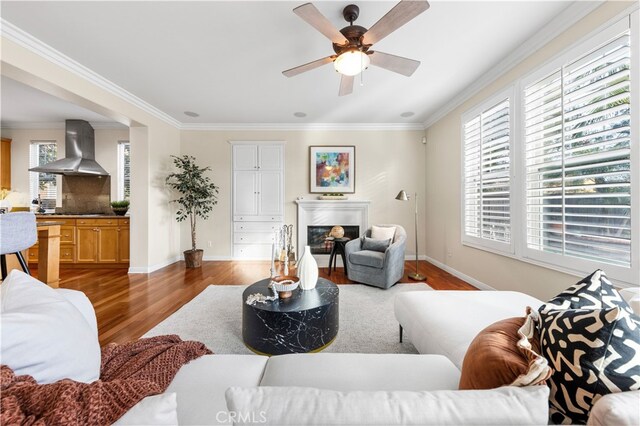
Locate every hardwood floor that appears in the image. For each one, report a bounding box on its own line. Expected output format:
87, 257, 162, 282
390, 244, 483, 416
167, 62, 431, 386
34, 260, 476, 346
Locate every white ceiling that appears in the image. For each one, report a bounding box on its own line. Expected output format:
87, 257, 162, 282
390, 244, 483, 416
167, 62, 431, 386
0, 76, 126, 128
1, 1, 573, 125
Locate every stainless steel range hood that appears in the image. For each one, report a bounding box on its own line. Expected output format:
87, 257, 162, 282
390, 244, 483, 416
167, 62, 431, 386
29, 120, 109, 176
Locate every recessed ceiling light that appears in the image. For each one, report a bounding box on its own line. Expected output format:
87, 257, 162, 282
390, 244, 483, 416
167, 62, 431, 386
184, 111, 199, 118
293, 112, 307, 118
400, 111, 415, 118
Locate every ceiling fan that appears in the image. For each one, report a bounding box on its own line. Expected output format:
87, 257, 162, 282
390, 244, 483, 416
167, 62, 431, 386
283, 1, 430, 96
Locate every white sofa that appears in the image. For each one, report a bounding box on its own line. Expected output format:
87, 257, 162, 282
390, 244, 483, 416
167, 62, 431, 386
43, 286, 552, 425
8, 268, 636, 425
394, 289, 640, 426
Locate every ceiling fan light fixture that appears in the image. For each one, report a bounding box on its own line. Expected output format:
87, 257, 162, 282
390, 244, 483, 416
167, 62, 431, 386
334, 50, 370, 76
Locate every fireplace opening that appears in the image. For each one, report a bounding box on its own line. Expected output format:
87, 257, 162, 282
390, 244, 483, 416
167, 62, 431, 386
307, 225, 360, 255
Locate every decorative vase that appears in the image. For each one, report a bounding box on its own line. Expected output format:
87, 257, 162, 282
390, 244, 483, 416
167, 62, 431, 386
297, 245, 318, 290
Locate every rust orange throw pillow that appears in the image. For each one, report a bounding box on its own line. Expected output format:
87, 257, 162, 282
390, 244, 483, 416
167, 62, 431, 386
459, 315, 551, 390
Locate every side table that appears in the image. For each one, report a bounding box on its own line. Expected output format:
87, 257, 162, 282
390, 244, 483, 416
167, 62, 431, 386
328, 237, 350, 276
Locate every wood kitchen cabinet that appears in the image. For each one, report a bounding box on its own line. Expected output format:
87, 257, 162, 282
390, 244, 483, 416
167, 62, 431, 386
118, 224, 130, 262
77, 221, 122, 264
30, 216, 129, 268
76, 226, 99, 263
0, 137, 11, 189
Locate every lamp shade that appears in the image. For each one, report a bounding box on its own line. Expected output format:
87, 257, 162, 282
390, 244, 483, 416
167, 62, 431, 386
395, 190, 409, 201
334, 50, 370, 76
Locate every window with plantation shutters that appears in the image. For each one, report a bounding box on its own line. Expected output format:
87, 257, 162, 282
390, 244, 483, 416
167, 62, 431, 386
117, 141, 131, 200
463, 93, 513, 251
29, 141, 58, 204
461, 15, 637, 285
524, 29, 632, 268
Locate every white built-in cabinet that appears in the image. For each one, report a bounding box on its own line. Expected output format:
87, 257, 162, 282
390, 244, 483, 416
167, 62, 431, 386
232, 142, 284, 259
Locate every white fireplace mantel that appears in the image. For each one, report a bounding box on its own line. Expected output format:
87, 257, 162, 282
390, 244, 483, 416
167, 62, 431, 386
296, 199, 370, 265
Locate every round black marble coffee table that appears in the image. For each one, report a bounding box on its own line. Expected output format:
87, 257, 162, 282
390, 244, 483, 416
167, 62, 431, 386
242, 278, 339, 356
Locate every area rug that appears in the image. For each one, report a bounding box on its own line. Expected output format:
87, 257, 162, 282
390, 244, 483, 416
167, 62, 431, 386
144, 283, 431, 354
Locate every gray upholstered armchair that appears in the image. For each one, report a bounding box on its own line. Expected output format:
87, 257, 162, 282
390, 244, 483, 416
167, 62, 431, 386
345, 224, 406, 289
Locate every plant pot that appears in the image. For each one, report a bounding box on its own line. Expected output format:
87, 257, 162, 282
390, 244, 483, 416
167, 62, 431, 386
112, 207, 129, 216
184, 249, 204, 268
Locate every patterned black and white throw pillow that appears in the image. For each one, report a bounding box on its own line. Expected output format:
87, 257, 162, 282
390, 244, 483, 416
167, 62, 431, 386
542, 270, 633, 314
538, 306, 640, 424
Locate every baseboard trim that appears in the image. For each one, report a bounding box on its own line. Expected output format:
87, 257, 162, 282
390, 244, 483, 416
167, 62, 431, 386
128, 256, 180, 274
203, 256, 233, 261
423, 255, 495, 291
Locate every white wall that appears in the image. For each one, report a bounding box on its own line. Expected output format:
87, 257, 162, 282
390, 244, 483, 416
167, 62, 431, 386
0, 127, 129, 205
180, 129, 428, 259
424, 1, 636, 300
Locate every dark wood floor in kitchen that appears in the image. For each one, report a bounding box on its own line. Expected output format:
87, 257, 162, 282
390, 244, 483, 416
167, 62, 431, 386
35, 260, 476, 346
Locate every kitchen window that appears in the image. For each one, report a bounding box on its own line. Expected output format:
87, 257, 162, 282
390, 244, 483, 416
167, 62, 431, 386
117, 141, 130, 200
29, 140, 58, 204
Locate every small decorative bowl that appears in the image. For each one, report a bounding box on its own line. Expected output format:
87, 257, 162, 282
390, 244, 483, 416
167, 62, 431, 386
270, 275, 300, 299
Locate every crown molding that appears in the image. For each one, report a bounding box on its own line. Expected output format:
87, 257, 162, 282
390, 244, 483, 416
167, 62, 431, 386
180, 122, 426, 131
1, 121, 127, 130
422, 0, 605, 129
1, 18, 181, 129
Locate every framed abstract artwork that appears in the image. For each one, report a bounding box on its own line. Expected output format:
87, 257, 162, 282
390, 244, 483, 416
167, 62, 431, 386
309, 146, 355, 193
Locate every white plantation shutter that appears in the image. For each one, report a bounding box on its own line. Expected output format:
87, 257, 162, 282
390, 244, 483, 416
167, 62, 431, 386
463, 95, 512, 250
117, 141, 131, 200
29, 141, 58, 202
464, 116, 481, 237
524, 30, 631, 267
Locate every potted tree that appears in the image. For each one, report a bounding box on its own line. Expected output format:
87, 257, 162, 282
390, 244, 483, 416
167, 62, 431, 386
166, 155, 219, 268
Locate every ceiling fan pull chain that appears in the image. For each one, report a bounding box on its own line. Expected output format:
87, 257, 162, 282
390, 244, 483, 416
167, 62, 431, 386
360, 55, 365, 87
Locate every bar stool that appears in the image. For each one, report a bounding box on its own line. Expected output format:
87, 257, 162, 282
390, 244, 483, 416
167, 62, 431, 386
0, 212, 37, 279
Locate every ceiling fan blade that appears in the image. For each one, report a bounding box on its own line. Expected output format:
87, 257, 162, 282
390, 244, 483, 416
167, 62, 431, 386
369, 51, 420, 76
363, 1, 430, 45
282, 56, 334, 77
293, 3, 348, 45
338, 75, 354, 96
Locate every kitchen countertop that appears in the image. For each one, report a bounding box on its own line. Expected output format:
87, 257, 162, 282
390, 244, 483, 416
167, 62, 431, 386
37, 221, 66, 226
35, 214, 130, 219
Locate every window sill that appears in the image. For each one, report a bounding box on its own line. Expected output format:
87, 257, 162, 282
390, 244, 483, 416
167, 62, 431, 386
461, 240, 638, 288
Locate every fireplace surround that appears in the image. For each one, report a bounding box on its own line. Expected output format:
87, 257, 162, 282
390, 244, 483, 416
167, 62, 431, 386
307, 225, 360, 255
296, 199, 370, 267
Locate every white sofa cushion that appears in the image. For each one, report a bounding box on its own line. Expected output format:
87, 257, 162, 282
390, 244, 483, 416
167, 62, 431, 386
225, 385, 550, 425
164, 354, 268, 425
0, 270, 101, 384
56, 288, 98, 336
394, 290, 543, 369
260, 353, 460, 391
115, 393, 178, 426
587, 390, 640, 426
620, 287, 640, 315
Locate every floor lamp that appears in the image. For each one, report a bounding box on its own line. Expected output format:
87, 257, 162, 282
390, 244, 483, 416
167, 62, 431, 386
395, 190, 426, 281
